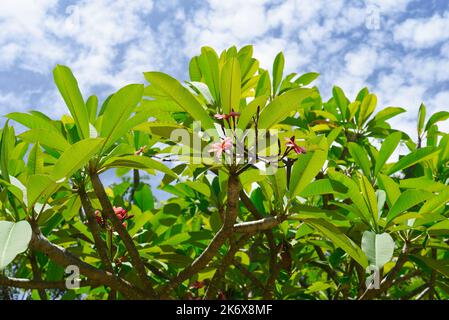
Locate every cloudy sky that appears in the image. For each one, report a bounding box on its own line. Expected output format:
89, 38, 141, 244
1, 0, 449, 195
1, 0, 449, 136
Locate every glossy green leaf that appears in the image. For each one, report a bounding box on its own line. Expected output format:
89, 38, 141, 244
144, 72, 215, 130
0, 220, 32, 270
258, 87, 314, 129
361, 231, 395, 269
304, 218, 368, 268
348, 143, 371, 177
386, 146, 440, 175
374, 131, 402, 176
220, 57, 241, 113
272, 52, 284, 95
51, 138, 104, 180
386, 189, 433, 223
53, 65, 90, 139
99, 84, 143, 149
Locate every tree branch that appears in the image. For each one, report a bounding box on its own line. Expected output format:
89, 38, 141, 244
89, 169, 157, 299
161, 174, 241, 298
28, 221, 149, 299
29, 251, 47, 300
204, 234, 252, 299
233, 216, 285, 233
79, 185, 114, 274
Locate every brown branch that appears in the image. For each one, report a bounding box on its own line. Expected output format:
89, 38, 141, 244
239, 190, 279, 299
78, 186, 113, 274
204, 234, 252, 299
313, 246, 339, 285
233, 216, 285, 233
29, 251, 47, 300
234, 260, 265, 290
28, 221, 148, 300
161, 174, 241, 298
89, 169, 157, 299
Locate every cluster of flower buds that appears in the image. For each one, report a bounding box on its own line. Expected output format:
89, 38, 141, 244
214, 111, 240, 121
285, 136, 306, 155
95, 210, 105, 227
113, 206, 133, 228
94, 207, 134, 228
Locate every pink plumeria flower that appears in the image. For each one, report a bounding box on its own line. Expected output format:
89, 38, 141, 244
285, 136, 306, 154
209, 137, 233, 156
214, 113, 230, 120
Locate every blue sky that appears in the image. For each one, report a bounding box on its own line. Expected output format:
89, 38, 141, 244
1, 0, 449, 198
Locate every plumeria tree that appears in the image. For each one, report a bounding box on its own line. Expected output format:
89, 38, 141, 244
1, 45, 449, 300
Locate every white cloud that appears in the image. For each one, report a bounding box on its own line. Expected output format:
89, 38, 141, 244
0, 0, 447, 142
394, 12, 449, 48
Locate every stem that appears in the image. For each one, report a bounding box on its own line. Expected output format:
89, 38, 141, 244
204, 234, 251, 299
79, 186, 114, 274
161, 173, 241, 298
89, 169, 157, 299
29, 251, 47, 300
28, 222, 148, 299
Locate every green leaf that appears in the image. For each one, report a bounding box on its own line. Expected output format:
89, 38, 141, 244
19, 129, 70, 152
102, 155, 177, 178
51, 138, 104, 180
361, 231, 395, 269
332, 86, 348, 119
413, 255, 449, 278
299, 179, 347, 197
237, 95, 268, 130
295, 72, 319, 86
327, 169, 371, 224
419, 187, 449, 214
359, 175, 378, 226
27, 142, 44, 175
357, 93, 377, 127
134, 184, 154, 212
99, 84, 144, 149
348, 143, 371, 177
7, 112, 59, 132
255, 70, 271, 97
189, 56, 202, 82
0, 220, 32, 270
304, 218, 368, 268
198, 47, 220, 102
0, 121, 11, 182
417, 103, 426, 136
86, 95, 98, 124
386, 189, 433, 223
289, 137, 328, 197
220, 57, 241, 113
272, 52, 284, 95
258, 87, 314, 129
26, 174, 59, 209
374, 131, 402, 176
377, 174, 401, 209
386, 146, 440, 175
425, 111, 449, 132
370, 107, 406, 124
143, 72, 215, 130
53, 65, 90, 139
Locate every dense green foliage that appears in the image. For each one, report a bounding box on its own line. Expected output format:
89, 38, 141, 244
1, 45, 449, 300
